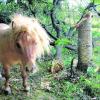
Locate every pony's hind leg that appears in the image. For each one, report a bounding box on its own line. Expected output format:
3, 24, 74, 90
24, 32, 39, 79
20, 66, 30, 92
2, 64, 11, 95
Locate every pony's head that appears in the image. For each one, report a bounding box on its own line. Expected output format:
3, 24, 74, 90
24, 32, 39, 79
10, 14, 50, 71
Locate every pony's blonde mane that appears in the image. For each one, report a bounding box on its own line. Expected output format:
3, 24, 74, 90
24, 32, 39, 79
10, 14, 50, 58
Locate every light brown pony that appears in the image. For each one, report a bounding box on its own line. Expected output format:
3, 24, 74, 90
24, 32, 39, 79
0, 14, 50, 94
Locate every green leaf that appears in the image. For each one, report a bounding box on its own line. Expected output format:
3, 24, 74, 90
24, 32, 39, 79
55, 38, 71, 46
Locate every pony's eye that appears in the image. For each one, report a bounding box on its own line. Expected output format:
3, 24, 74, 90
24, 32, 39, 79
16, 42, 21, 49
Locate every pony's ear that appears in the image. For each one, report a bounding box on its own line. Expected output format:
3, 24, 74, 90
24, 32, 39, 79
11, 21, 16, 29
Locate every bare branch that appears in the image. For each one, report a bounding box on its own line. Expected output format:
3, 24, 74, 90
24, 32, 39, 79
42, 24, 57, 40
50, 41, 77, 51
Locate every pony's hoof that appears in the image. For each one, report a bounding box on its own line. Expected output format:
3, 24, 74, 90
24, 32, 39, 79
4, 87, 11, 95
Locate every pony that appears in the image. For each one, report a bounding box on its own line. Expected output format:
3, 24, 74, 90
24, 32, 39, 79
0, 14, 50, 94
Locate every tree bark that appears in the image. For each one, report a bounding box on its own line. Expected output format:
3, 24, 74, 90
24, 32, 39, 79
51, 0, 63, 61
77, 12, 92, 72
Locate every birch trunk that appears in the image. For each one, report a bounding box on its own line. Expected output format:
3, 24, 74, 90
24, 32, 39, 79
56, 45, 62, 61
77, 12, 92, 72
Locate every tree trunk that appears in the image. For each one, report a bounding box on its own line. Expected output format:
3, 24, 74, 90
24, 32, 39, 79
56, 45, 62, 61
51, 0, 63, 61
77, 12, 92, 72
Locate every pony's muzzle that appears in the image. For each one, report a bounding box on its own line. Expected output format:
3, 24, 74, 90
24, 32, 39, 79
26, 64, 35, 72
26, 64, 37, 73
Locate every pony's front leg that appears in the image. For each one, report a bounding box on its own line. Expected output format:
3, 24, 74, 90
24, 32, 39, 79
20, 66, 30, 92
2, 64, 11, 95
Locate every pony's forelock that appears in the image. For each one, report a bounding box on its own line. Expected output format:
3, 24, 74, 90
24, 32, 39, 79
10, 14, 50, 58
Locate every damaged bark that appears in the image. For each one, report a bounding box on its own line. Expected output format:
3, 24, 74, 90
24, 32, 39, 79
77, 12, 92, 72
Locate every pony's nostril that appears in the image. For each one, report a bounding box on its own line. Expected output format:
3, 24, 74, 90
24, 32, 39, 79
26, 67, 29, 72
16, 42, 21, 49
26, 65, 36, 73
26, 66, 33, 72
